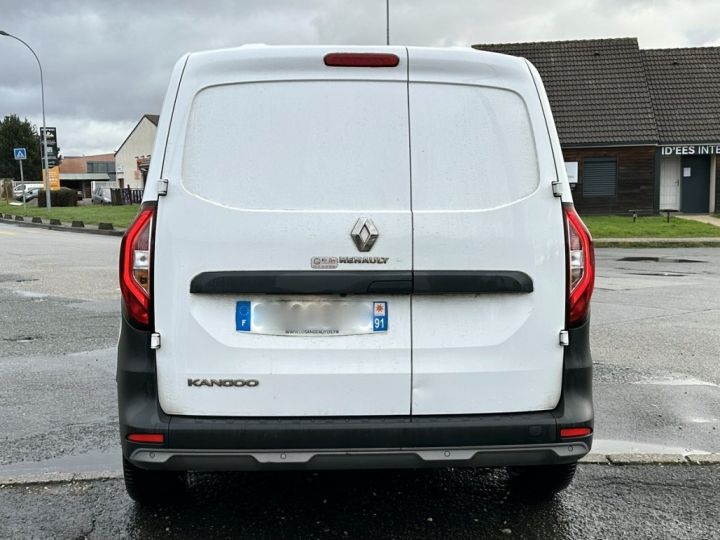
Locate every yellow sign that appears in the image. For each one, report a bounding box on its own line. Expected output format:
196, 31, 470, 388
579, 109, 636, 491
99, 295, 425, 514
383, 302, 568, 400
42, 166, 61, 190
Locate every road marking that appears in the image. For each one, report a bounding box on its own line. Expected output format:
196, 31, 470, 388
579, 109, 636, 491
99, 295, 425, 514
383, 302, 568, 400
633, 375, 718, 388
0, 230, 16, 236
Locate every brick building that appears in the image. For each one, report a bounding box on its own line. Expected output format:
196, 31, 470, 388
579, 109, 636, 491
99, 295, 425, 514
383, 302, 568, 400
475, 38, 720, 214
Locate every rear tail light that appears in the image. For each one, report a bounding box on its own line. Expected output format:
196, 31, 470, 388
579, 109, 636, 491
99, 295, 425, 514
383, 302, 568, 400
564, 204, 595, 327
120, 202, 156, 327
127, 433, 164, 444
324, 52, 400, 67
560, 427, 592, 438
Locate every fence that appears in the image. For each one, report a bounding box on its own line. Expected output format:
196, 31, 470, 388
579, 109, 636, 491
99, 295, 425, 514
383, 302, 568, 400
110, 187, 143, 206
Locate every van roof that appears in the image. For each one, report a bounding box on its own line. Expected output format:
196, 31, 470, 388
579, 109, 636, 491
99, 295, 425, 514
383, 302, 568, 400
178, 45, 532, 94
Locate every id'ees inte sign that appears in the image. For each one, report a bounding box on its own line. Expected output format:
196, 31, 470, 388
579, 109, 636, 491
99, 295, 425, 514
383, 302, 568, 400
661, 145, 720, 156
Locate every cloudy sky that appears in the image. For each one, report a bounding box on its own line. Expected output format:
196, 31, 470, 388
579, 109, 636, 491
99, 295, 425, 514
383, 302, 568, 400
2, 0, 720, 156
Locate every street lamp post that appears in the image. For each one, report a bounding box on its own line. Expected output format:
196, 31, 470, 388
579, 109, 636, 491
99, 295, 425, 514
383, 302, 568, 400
0, 30, 52, 210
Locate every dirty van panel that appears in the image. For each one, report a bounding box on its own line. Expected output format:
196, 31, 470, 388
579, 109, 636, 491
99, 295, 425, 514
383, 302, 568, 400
407, 48, 566, 415
181, 81, 410, 211
152, 50, 413, 417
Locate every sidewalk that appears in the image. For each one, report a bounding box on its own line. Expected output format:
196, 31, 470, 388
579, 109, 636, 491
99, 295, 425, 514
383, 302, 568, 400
676, 213, 720, 227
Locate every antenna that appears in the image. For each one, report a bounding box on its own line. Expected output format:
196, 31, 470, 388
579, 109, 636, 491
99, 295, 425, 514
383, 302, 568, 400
386, 0, 390, 45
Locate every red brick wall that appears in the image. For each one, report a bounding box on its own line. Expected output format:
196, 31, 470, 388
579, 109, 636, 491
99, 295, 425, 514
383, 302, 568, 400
562, 146, 656, 215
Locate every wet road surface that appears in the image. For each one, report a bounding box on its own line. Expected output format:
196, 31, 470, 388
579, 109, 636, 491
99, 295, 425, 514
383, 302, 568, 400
1, 465, 718, 539
1, 226, 719, 477
1, 224, 720, 539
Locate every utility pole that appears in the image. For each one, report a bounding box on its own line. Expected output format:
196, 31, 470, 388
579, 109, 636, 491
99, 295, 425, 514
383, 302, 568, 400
0, 30, 52, 210
19, 159, 26, 209
386, 0, 390, 45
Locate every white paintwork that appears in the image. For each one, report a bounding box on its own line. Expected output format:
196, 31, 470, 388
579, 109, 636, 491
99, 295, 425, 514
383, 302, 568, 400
153, 46, 412, 416
407, 48, 566, 414
659, 156, 681, 210
148, 45, 568, 418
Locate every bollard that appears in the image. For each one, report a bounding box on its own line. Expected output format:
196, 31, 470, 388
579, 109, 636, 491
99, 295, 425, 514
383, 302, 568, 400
98, 222, 114, 230
32, 217, 43, 224
71, 220, 85, 228
49, 219, 61, 225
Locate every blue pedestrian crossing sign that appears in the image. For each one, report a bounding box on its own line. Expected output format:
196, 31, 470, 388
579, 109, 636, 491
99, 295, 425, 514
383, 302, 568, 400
13, 148, 27, 160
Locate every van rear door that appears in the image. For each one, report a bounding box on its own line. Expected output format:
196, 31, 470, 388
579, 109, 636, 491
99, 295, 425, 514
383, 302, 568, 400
153, 47, 413, 417
407, 48, 567, 415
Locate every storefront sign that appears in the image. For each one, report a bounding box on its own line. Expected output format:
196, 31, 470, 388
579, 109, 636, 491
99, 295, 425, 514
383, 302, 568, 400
661, 145, 720, 156
42, 166, 61, 190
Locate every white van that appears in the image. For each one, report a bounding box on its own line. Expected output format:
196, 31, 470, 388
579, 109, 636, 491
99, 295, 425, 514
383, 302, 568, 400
117, 46, 595, 504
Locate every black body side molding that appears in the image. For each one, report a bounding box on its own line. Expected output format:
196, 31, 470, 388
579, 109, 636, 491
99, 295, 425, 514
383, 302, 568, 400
190, 270, 533, 295
190, 271, 413, 295
413, 271, 533, 294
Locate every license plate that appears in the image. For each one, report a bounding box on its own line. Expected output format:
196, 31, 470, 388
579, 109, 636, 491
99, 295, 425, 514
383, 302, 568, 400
235, 300, 388, 336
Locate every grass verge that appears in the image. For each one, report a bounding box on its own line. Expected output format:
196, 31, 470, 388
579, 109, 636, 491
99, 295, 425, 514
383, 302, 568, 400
0, 202, 139, 228
582, 215, 720, 238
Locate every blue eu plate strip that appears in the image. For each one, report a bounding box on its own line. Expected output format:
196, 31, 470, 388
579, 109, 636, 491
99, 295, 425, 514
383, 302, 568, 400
373, 301, 388, 332
236, 301, 252, 332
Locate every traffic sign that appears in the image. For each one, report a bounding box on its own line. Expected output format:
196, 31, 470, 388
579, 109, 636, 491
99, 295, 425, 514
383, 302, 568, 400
13, 148, 27, 160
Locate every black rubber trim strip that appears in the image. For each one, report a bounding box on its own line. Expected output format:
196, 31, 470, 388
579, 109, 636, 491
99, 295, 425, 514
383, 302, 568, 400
413, 270, 533, 294
190, 270, 533, 295
190, 271, 412, 295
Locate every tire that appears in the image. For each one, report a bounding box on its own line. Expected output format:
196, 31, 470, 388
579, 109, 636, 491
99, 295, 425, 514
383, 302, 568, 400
122, 458, 187, 505
506, 462, 577, 500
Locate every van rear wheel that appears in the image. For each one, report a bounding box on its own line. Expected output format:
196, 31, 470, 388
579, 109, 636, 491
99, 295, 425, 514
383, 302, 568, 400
506, 462, 577, 500
122, 458, 187, 505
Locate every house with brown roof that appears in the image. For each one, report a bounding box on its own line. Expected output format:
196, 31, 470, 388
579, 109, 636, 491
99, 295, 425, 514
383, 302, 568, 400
475, 38, 720, 214
115, 114, 159, 189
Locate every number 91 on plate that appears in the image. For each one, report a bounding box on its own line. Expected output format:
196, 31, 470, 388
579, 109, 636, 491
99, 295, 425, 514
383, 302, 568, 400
373, 302, 388, 332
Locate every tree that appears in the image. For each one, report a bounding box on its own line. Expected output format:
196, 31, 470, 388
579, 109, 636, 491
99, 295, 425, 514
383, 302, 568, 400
0, 115, 42, 182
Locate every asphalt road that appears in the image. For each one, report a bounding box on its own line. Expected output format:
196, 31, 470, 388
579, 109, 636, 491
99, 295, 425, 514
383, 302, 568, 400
1, 465, 718, 539
1, 222, 719, 538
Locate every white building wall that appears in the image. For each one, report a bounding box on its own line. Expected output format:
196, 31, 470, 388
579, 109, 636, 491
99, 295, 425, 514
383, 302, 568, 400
115, 117, 157, 189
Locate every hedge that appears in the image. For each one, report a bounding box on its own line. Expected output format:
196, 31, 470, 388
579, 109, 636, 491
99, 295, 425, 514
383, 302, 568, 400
36, 187, 78, 207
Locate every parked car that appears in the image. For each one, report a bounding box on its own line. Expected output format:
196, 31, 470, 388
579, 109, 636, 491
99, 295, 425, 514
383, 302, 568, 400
13, 183, 43, 201
92, 187, 112, 204
117, 46, 595, 505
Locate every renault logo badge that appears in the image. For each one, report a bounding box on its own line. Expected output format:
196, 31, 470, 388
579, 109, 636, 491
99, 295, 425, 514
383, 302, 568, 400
351, 218, 379, 252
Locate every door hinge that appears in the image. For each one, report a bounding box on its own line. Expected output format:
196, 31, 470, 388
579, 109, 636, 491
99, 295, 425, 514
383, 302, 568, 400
157, 179, 169, 196
552, 180, 563, 197
559, 330, 569, 347
150, 332, 161, 349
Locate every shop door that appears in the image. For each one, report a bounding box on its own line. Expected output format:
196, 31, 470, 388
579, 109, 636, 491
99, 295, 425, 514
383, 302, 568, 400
680, 155, 710, 213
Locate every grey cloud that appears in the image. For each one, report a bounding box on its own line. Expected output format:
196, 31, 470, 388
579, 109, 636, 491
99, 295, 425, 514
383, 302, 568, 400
1, 0, 719, 154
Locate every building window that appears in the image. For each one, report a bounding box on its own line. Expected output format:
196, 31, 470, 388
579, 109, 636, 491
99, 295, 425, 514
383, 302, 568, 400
583, 157, 617, 198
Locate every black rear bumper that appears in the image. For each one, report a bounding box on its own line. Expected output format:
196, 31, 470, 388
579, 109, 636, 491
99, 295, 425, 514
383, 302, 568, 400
117, 315, 593, 470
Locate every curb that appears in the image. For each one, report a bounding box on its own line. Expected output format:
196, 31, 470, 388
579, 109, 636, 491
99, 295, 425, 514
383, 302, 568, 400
1, 454, 718, 486
580, 453, 720, 465
0, 470, 122, 486
0, 216, 125, 237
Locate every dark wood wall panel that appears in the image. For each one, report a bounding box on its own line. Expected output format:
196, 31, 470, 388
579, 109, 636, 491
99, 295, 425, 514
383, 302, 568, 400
562, 146, 656, 215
